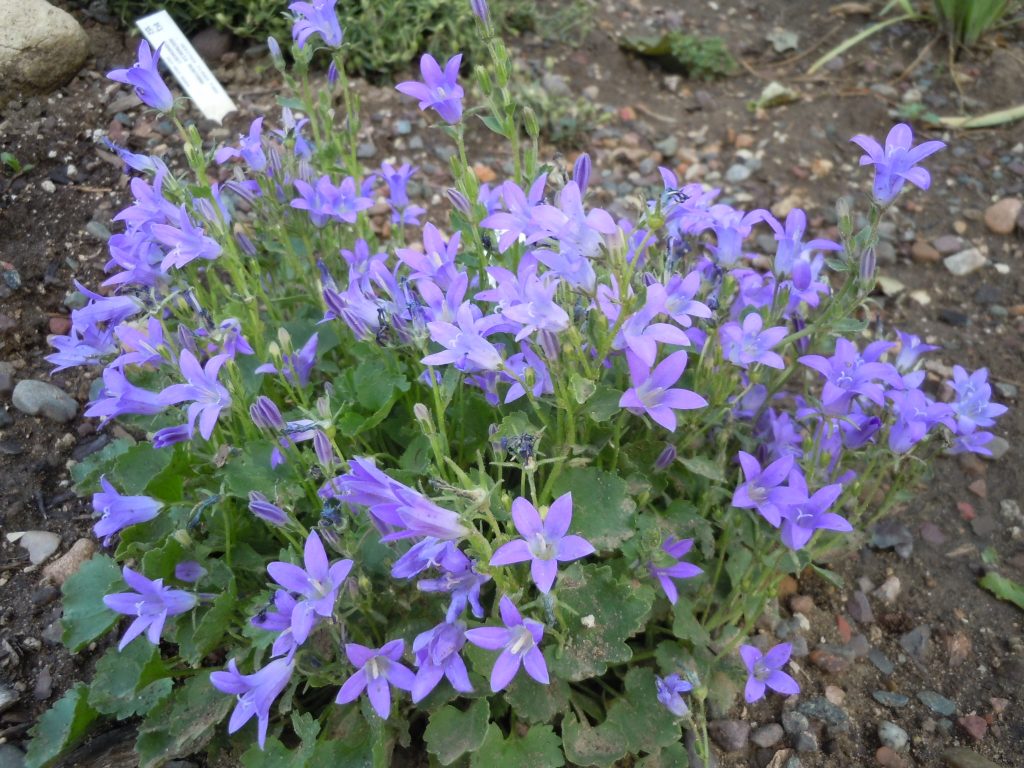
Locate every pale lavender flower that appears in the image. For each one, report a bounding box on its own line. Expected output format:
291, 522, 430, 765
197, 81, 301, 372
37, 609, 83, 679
766, 208, 842, 279
84, 367, 166, 422
949, 365, 1007, 435
893, 329, 938, 387
648, 537, 702, 604
158, 350, 232, 440
619, 351, 708, 432
740, 643, 799, 702
500, 273, 569, 341
470, 0, 490, 24
480, 175, 548, 252
107, 41, 174, 111
731, 452, 798, 527
422, 302, 503, 371
215, 117, 267, 171
886, 389, 954, 453
698, 204, 768, 265
778, 470, 850, 551
267, 530, 353, 644
248, 491, 289, 526
395, 53, 464, 124
291, 176, 372, 227
46, 325, 117, 373
250, 589, 299, 658
103, 566, 196, 650
719, 313, 787, 370
610, 284, 691, 367
417, 548, 490, 621
850, 123, 946, 205
151, 205, 222, 271
335, 640, 415, 719
93, 476, 162, 541
255, 332, 318, 386
502, 343, 554, 403
799, 338, 902, 414
464, 596, 548, 692
661, 272, 712, 328
289, 0, 343, 48
396, 224, 461, 288
211, 657, 294, 748
411, 621, 473, 702
490, 493, 595, 594
175, 561, 206, 583
655, 674, 692, 717
112, 318, 166, 368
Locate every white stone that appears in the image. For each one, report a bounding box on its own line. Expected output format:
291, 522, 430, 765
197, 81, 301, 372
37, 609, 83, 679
943, 247, 987, 277
0, 0, 90, 108
18, 531, 61, 565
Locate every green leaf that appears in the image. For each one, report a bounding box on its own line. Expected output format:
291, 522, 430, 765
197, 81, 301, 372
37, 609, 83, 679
224, 442, 287, 497
671, 601, 710, 648
135, 672, 233, 768
569, 373, 596, 405
71, 437, 133, 492
174, 589, 237, 665
353, 353, 409, 411
637, 742, 689, 767
980, 572, 1024, 612
548, 564, 653, 681
809, 562, 845, 590
678, 456, 725, 483
560, 714, 626, 767
24, 684, 99, 768
471, 723, 564, 768
724, 545, 753, 591
61, 554, 123, 653
141, 537, 186, 581
241, 712, 320, 768
88, 641, 172, 719
110, 441, 174, 494
550, 467, 636, 551
505, 674, 570, 724
424, 699, 490, 765
583, 386, 622, 423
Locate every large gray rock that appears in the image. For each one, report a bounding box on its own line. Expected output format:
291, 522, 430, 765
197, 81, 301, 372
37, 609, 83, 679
0, 0, 90, 107
12, 379, 77, 422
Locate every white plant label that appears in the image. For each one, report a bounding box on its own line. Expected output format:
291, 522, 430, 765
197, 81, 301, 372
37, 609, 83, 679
136, 11, 237, 123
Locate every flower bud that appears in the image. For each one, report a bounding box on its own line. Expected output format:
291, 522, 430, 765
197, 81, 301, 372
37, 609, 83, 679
171, 529, 193, 547
655, 444, 677, 471
836, 196, 853, 240
248, 491, 288, 526
573, 152, 592, 197
858, 247, 876, 285
327, 61, 339, 86
277, 327, 292, 349
316, 395, 331, 420
446, 188, 472, 216
250, 395, 284, 430
522, 106, 540, 140
313, 429, 335, 466
267, 37, 284, 69
470, 0, 490, 24
235, 231, 257, 257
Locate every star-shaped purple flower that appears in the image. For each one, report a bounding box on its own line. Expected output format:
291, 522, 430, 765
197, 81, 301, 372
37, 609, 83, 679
395, 53, 465, 124
411, 620, 473, 702
335, 640, 416, 719
719, 313, 788, 370
731, 452, 800, 528
158, 350, 232, 440
211, 657, 294, 748
289, 0, 344, 48
648, 536, 702, 604
739, 643, 799, 703
422, 302, 503, 372
103, 566, 196, 651
107, 40, 174, 112
619, 351, 708, 432
655, 673, 693, 716
465, 596, 548, 692
92, 476, 163, 542
779, 470, 850, 550
850, 123, 945, 205
267, 530, 353, 644
490, 493, 595, 594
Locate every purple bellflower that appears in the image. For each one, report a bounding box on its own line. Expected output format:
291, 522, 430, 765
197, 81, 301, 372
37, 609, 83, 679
250, 590, 300, 659
648, 537, 702, 604
267, 530, 353, 645
465, 596, 548, 692
417, 548, 490, 621
655, 674, 693, 717
850, 123, 945, 205
719, 313, 787, 370
84, 367, 167, 423
289, 0, 343, 48
766, 208, 842, 280
395, 53, 464, 124
422, 302, 504, 372
92, 476, 162, 542
291, 175, 372, 227
949, 365, 1007, 435
779, 471, 850, 550
211, 657, 294, 749
175, 561, 206, 583
480, 174, 548, 253
411, 620, 473, 702
886, 389, 954, 453
152, 205, 222, 271
799, 338, 901, 415
107, 41, 174, 112
731, 452, 799, 528
158, 350, 232, 440
739, 643, 799, 703
215, 117, 268, 172
490, 493, 594, 594
335, 640, 415, 719
248, 491, 289, 526
255, 332, 318, 386
619, 351, 708, 432
103, 566, 196, 650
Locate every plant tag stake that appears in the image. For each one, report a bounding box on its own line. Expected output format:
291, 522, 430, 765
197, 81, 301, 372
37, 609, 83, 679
135, 11, 237, 123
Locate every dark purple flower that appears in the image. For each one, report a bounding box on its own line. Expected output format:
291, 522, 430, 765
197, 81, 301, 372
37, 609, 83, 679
779, 470, 850, 550
655, 674, 692, 717
648, 537, 702, 604
471, 0, 490, 23
289, 0, 343, 48
107, 41, 174, 112
573, 152, 591, 196
490, 493, 595, 593
411, 620, 473, 702
248, 491, 289, 526
158, 350, 232, 440
92, 476, 162, 541
619, 351, 708, 432
731, 452, 799, 527
850, 123, 945, 205
267, 530, 353, 644
395, 53, 464, 124
103, 566, 196, 650
152, 424, 191, 449
719, 313, 787, 369
211, 657, 294, 748
464, 596, 548, 692
335, 640, 415, 718
740, 643, 799, 702
249, 395, 285, 430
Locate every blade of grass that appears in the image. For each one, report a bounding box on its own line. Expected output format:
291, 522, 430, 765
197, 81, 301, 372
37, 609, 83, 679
938, 103, 1024, 128
808, 13, 917, 75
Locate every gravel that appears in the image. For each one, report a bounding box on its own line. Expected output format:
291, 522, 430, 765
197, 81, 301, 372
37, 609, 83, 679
11, 379, 78, 422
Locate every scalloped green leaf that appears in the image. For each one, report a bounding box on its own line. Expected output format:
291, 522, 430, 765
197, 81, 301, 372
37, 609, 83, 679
61, 554, 123, 653
561, 713, 626, 767
241, 712, 320, 767
88, 641, 172, 719
548, 564, 654, 681
135, 672, 233, 768
24, 684, 98, 768
505, 674, 570, 724
471, 723, 564, 768
550, 467, 636, 551
174, 588, 237, 665
424, 699, 490, 765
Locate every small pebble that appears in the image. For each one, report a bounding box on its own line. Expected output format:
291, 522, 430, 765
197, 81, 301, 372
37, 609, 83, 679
958, 714, 988, 742
11, 380, 78, 423
918, 690, 957, 716
872, 691, 910, 709
878, 721, 909, 751
751, 723, 784, 748
873, 576, 901, 605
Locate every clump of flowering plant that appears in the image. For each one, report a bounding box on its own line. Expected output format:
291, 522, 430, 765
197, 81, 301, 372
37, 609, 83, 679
31, 2, 1008, 767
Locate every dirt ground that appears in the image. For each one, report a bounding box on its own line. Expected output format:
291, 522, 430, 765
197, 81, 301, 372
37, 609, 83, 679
0, 0, 1021, 766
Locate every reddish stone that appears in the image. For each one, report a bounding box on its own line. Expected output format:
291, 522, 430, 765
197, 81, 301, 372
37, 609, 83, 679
968, 479, 988, 499
48, 316, 71, 335
789, 595, 814, 615
618, 106, 637, 121
809, 648, 849, 674
836, 614, 853, 644
876, 746, 909, 768
957, 501, 976, 521
958, 714, 988, 741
